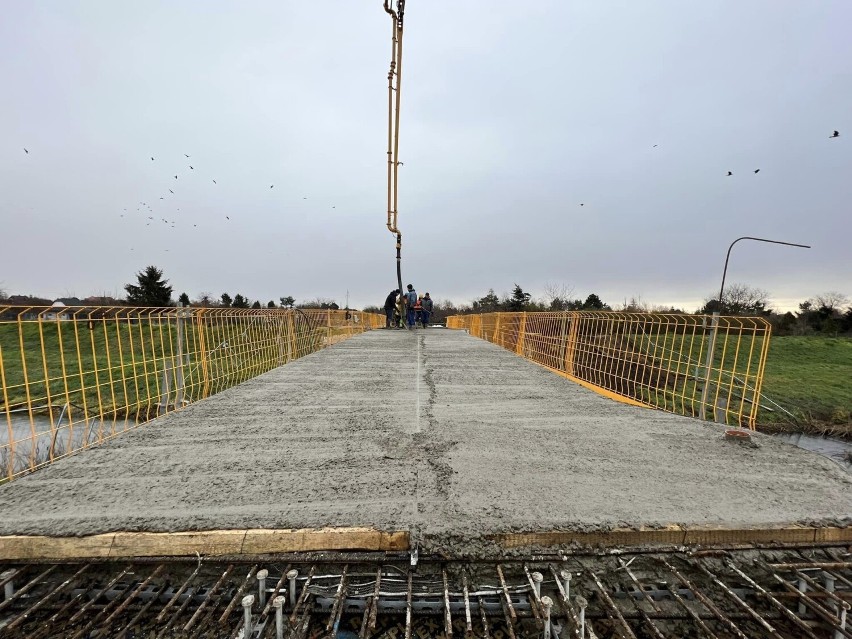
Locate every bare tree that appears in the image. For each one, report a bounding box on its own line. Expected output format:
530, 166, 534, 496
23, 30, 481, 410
815, 291, 849, 312
703, 283, 771, 315
542, 281, 576, 311
620, 295, 648, 312
197, 292, 213, 307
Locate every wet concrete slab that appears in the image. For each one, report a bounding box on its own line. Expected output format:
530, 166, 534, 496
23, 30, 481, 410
0, 329, 849, 554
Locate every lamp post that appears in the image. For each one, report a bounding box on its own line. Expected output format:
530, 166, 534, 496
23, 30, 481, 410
699, 236, 811, 422
717, 237, 811, 312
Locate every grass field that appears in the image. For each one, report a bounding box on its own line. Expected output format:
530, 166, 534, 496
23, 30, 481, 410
758, 336, 852, 436
0, 316, 325, 419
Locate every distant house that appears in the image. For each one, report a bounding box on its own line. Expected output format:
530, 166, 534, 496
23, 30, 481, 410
44, 301, 72, 321
55, 297, 83, 306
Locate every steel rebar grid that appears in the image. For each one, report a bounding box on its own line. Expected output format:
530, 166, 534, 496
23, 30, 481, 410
0, 545, 849, 638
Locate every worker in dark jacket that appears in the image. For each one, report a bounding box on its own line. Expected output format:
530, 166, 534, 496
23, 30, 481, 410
421, 293, 433, 327
384, 289, 399, 328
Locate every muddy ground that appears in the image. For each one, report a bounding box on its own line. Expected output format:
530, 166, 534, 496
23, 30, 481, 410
0, 329, 849, 555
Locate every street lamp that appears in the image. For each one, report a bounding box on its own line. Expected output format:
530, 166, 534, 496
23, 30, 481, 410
717, 236, 811, 312
700, 236, 811, 422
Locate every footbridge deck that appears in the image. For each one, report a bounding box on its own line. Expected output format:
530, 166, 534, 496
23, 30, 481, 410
0, 329, 849, 559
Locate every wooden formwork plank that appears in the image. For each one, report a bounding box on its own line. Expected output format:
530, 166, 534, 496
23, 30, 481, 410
110, 530, 246, 558
492, 526, 685, 549
813, 527, 852, 543
681, 526, 818, 545
0, 533, 116, 560
0, 528, 409, 561
491, 525, 852, 549
241, 528, 409, 554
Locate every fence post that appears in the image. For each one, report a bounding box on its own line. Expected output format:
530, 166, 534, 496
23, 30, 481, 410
286, 313, 295, 361
559, 314, 569, 373
699, 312, 720, 421
565, 313, 580, 376
196, 309, 210, 399
327, 311, 332, 345
158, 359, 172, 414
174, 303, 185, 409
277, 314, 285, 366
516, 312, 527, 355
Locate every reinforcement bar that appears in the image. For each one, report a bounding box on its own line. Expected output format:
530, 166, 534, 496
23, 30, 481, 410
0, 545, 849, 638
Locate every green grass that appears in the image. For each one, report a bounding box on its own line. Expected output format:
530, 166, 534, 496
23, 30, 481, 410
0, 316, 327, 419
758, 336, 852, 430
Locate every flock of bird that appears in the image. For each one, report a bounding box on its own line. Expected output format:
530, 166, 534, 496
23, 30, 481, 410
21, 128, 843, 225
576, 130, 841, 207
20, 148, 342, 250
123, 153, 281, 229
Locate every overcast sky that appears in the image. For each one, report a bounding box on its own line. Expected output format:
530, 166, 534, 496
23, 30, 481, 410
2, 1, 850, 312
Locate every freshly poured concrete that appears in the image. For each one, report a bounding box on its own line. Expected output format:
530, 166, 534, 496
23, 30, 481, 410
0, 330, 849, 552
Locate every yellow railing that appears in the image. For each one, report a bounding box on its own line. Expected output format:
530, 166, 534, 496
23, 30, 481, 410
0, 306, 383, 481
447, 311, 771, 429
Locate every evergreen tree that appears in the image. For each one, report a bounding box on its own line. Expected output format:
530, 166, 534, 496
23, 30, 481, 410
508, 284, 531, 311
220, 293, 232, 307
267, 300, 277, 308
232, 293, 250, 308
582, 293, 606, 310
178, 292, 190, 306
251, 300, 261, 309
477, 289, 501, 312
124, 266, 173, 306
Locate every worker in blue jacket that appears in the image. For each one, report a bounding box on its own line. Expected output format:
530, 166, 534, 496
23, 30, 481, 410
405, 284, 417, 329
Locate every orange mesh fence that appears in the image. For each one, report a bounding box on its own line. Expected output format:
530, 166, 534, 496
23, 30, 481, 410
447, 311, 771, 429
0, 306, 383, 481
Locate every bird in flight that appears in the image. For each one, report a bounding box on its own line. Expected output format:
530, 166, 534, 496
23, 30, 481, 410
727, 171, 733, 176
23, 148, 28, 154
184, 154, 191, 158
174, 175, 178, 180
580, 203, 584, 207
831, 130, 840, 138
151, 157, 155, 161
160, 197, 164, 200
169, 189, 174, 194
754, 169, 760, 174
653, 144, 658, 148
226, 216, 230, 220
189, 166, 194, 170
212, 179, 217, 184
270, 185, 274, 189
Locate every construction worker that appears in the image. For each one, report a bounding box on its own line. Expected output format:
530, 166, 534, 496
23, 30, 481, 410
395, 291, 406, 328
421, 292, 433, 327
404, 284, 417, 329
383, 289, 399, 328
413, 296, 423, 328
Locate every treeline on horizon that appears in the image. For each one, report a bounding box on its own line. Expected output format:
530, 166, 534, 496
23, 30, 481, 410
2, 267, 851, 337
362, 283, 852, 337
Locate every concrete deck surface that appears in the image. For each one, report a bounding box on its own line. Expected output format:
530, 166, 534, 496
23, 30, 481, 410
0, 329, 849, 552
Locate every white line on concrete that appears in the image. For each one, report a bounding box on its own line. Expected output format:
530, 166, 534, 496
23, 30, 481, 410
414, 334, 421, 433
